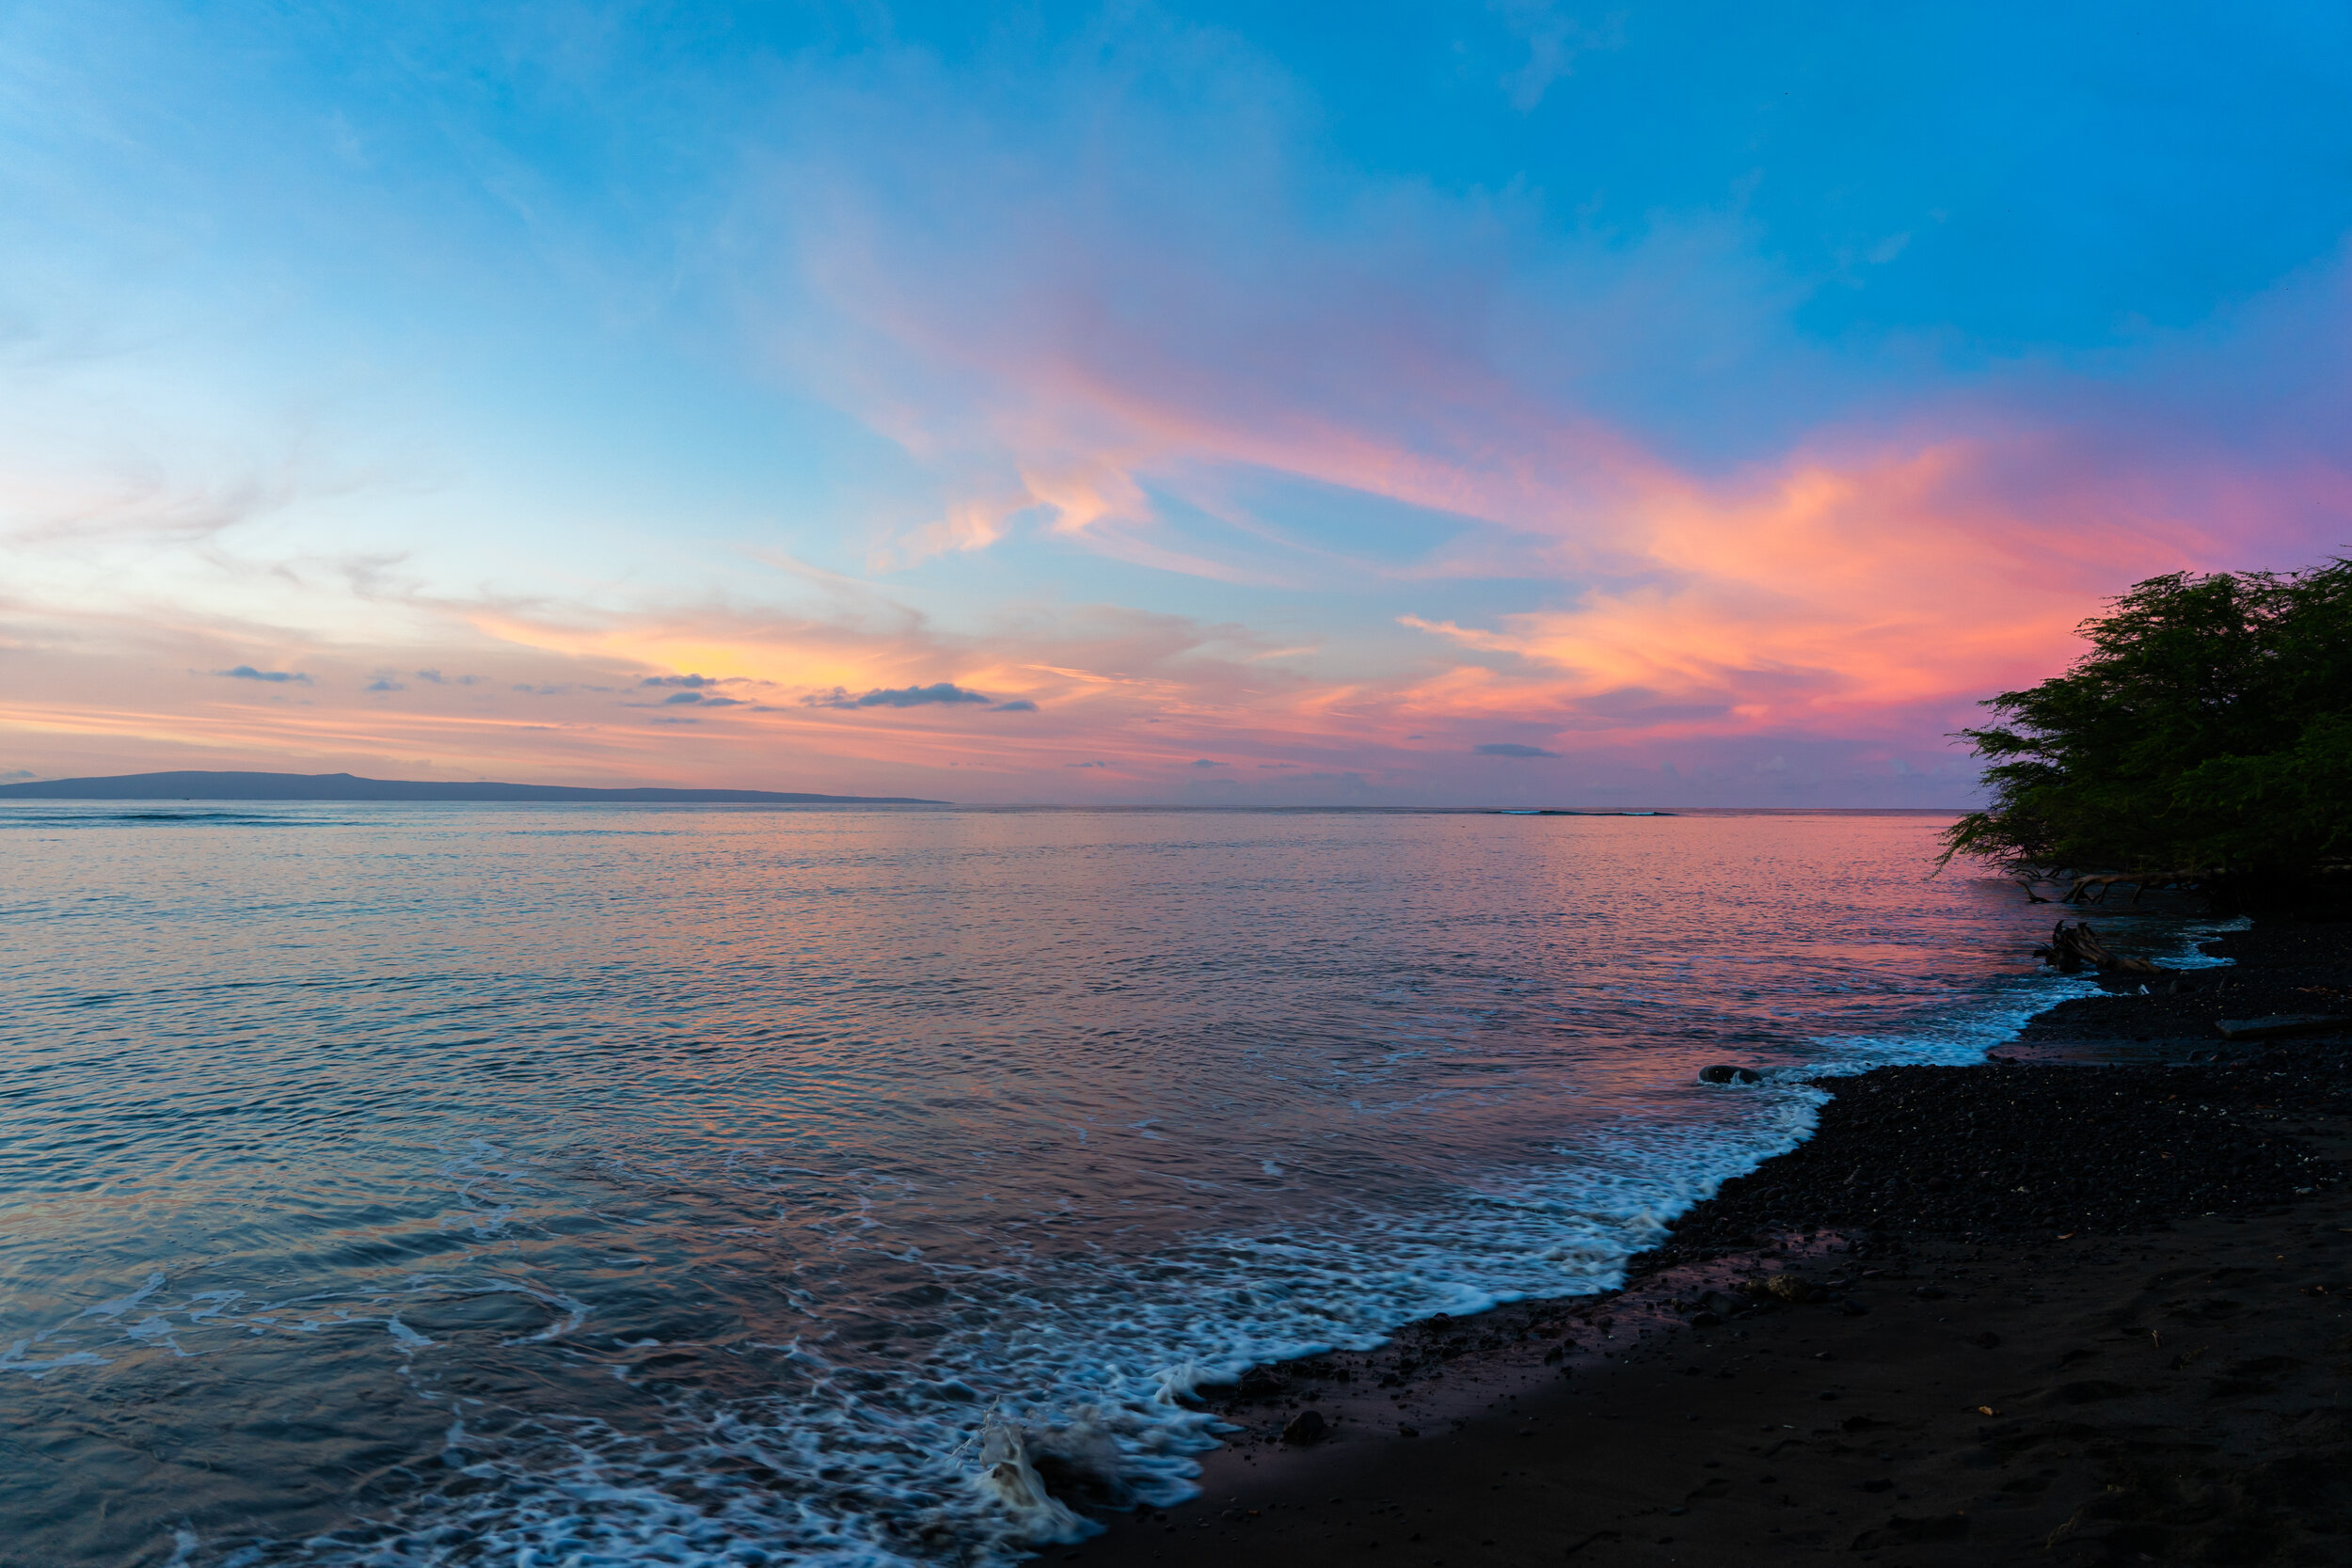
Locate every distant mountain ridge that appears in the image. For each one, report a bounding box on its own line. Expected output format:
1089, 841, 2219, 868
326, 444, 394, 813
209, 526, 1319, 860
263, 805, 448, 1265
0, 770, 947, 804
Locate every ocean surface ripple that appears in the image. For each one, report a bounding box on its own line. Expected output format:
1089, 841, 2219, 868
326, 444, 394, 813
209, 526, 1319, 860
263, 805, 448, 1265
0, 806, 2188, 1565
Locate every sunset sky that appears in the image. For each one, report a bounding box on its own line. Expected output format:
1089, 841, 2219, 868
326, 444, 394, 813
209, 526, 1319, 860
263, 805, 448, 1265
4, 3, 2348, 804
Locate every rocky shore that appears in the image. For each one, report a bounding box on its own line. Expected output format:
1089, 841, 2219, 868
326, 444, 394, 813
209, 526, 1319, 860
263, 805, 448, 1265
1064, 913, 2352, 1567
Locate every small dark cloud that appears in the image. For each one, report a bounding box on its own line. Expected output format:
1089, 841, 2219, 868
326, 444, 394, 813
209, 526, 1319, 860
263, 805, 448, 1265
990, 699, 1039, 712
804, 682, 993, 710
1474, 742, 1561, 758
1066, 760, 1108, 768
1257, 763, 1295, 769
633, 689, 747, 710
366, 678, 405, 692
1190, 758, 1227, 768
214, 665, 310, 685
643, 673, 723, 689
414, 669, 476, 686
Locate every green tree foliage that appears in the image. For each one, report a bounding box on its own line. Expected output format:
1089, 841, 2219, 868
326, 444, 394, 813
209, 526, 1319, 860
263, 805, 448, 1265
1943, 561, 2352, 879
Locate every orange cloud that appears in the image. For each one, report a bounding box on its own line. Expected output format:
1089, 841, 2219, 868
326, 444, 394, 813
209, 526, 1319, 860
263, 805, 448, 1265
1394, 435, 2214, 733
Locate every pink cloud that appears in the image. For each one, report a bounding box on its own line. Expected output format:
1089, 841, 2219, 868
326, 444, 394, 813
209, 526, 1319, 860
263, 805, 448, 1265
730, 100, 2352, 794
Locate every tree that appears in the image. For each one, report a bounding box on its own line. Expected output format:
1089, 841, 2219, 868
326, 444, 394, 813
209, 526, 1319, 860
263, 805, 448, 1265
1941, 561, 2352, 884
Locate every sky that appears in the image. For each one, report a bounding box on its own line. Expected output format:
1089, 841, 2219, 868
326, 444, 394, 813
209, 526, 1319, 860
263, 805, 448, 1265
2, 2, 2348, 806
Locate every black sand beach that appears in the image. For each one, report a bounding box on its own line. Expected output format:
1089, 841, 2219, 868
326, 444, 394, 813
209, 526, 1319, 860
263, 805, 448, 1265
1067, 914, 2352, 1566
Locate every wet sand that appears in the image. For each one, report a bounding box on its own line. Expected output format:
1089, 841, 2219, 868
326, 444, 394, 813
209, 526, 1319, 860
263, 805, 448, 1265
1065, 915, 2352, 1566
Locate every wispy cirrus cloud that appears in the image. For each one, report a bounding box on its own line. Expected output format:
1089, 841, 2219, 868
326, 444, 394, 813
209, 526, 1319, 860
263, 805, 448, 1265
2, 5, 2346, 804
733, 32, 2352, 789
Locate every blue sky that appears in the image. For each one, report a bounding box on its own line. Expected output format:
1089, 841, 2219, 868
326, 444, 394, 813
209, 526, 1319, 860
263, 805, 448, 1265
3, 3, 2348, 801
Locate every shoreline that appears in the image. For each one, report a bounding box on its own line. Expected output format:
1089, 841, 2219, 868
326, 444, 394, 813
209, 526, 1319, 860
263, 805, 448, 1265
1062, 911, 2352, 1566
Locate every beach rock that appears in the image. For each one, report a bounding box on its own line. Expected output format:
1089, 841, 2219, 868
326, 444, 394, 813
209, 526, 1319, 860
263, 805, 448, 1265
1746, 1275, 1813, 1303
1280, 1410, 1327, 1445
1698, 1065, 1763, 1085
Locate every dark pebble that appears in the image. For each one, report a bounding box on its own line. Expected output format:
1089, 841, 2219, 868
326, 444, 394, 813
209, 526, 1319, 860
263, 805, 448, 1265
1631, 1045, 2352, 1270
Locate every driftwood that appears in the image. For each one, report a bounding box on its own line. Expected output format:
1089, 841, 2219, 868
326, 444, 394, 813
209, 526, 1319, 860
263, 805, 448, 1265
2061, 870, 2219, 904
2013, 869, 2216, 905
2035, 920, 2164, 976
2064, 873, 2148, 904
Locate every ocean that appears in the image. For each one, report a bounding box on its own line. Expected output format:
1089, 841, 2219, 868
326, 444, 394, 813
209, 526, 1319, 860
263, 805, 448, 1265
0, 804, 2196, 1566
